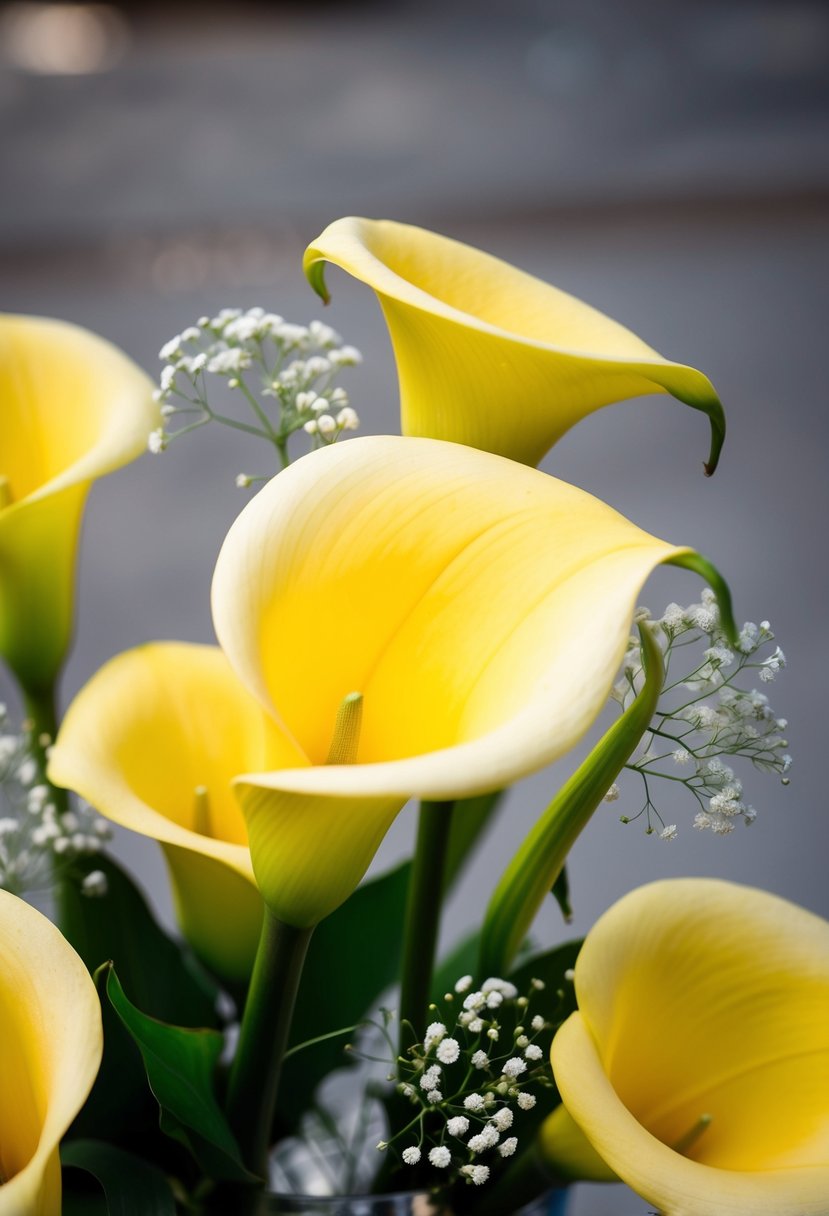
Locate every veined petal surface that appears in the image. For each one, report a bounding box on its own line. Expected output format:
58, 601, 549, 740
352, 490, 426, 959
304, 217, 724, 471
549, 879, 829, 1215
212, 436, 702, 924
0, 889, 102, 1216
0, 315, 158, 692
49, 643, 305, 981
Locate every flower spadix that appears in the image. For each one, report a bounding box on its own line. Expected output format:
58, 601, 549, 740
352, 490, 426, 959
0, 315, 158, 696
545, 879, 829, 1215
303, 218, 725, 472
212, 435, 709, 929
0, 888, 102, 1216
48, 643, 306, 983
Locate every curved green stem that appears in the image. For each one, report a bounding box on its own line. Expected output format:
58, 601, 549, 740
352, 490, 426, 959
478, 623, 665, 977
225, 909, 314, 1176
397, 799, 454, 1054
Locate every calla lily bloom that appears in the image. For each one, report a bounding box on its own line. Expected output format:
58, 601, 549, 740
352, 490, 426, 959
0, 315, 158, 698
48, 643, 306, 983
303, 218, 725, 472
211, 435, 713, 929
0, 887, 102, 1216
545, 878, 829, 1214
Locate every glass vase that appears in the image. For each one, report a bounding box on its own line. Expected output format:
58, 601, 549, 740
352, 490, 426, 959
261, 1188, 568, 1215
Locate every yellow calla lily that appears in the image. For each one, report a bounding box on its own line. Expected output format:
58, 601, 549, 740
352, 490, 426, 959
211, 434, 705, 929
0, 887, 102, 1216
546, 878, 829, 1215
303, 217, 725, 472
48, 642, 306, 983
0, 315, 158, 700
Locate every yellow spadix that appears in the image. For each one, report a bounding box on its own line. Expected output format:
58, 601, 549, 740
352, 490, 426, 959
303, 217, 725, 472
211, 435, 705, 929
48, 643, 306, 983
0, 315, 158, 698
0, 888, 102, 1215
546, 879, 829, 1214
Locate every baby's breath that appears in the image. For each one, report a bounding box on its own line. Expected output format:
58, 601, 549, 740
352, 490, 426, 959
0, 705, 112, 898
609, 594, 791, 837
387, 975, 564, 1189
152, 308, 362, 479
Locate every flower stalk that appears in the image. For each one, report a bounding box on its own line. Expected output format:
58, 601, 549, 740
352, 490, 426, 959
225, 909, 314, 1176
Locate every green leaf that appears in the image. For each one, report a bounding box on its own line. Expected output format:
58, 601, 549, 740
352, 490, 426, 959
59, 855, 221, 1154
275, 861, 411, 1132
59, 854, 220, 1026
61, 1139, 176, 1216
550, 865, 573, 923
443, 790, 503, 891
103, 964, 255, 1184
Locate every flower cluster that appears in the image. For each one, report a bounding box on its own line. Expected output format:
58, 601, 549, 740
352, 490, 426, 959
386, 975, 562, 1188
150, 308, 362, 478
608, 592, 791, 837
0, 705, 111, 897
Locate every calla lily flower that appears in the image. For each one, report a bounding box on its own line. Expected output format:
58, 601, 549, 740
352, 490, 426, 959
303, 218, 725, 472
211, 435, 713, 929
545, 878, 829, 1214
0, 887, 102, 1216
0, 315, 158, 699
48, 642, 306, 983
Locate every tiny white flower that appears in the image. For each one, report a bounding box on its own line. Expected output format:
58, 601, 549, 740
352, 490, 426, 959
447, 1116, 469, 1137
524, 1044, 543, 1061
336, 406, 360, 430
401, 1146, 421, 1165
436, 1038, 460, 1064
463, 1093, 485, 1112
517, 1092, 537, 1110
426, 1089, 442, 1104
454, 974, 474, 994
424, 1022, 446, 1049
428, 1146, 451, 1168
486, 1027, 499, 1041
603, 783, 620, 803
159, 336, 182, 360
498, 1137, 518, 1158
148, 428, 167, 454
672, 748, 691, 766
463, 990, 486, 1011
461, 1164, 490, 1185
317, 414, 337, 436
471, 1049, 489, 1069
531, 1015, 545, 1031
81, 870, 108, 897
660, 824, 678, 841
491, 1107, 513, 1131
469, 1018, 484, 1034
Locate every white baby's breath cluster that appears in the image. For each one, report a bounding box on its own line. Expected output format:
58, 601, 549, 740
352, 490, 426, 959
608, 593, 791, 838
0, 705, 111, 897
387, 975, 559, 1188
151, 308, 362, 479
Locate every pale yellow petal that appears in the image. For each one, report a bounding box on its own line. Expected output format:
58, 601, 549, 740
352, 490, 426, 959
213, 436, 690, 804
0, 315, 158, 692
549, 879, 829, 1214
304, 218, 724, 470
0, 889, 102, 1216
49, 642, 305, 979
232, 783, 405, 928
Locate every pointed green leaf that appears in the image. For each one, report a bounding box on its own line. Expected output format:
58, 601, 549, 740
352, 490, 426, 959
102, 965, 255, 1183
61, 1139, 175, 1216
479, 623, 665, 976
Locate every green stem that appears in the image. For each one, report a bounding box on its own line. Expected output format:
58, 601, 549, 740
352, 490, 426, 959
478, 624, 665, 977
397, 799, 454, 1054
23, 681, 67, 810
225, 909, 314, 1176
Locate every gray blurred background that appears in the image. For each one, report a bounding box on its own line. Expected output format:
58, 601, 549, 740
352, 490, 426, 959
2, 2, 828, 1211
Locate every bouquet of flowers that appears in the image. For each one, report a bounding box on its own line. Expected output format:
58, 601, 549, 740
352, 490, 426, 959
0, 218, 825, 1216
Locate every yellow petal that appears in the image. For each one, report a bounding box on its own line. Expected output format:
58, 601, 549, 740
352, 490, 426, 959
304, 218, 725, 471
548, 879, 829, 1214
48, 643, 305, 982
0, 315, 158, 694
213, 435, 697, 924
0, 888, 102, 1216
